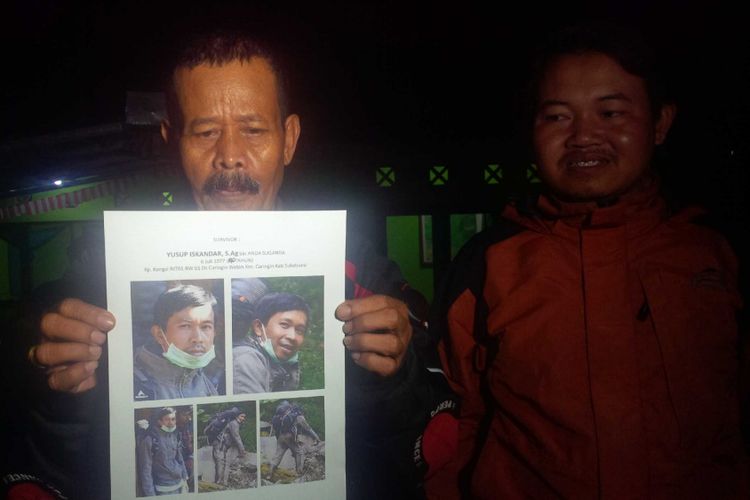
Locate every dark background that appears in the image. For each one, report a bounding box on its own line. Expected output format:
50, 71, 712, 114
1, 0, 748, 244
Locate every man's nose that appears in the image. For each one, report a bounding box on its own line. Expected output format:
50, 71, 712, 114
214, 129, 246, 169
190, 327, 207, 343
566, 113, 602, 148
284, 330, 299, 342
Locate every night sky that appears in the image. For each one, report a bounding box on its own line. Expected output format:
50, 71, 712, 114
3, 3, 748, 141
2, 1, 749, 217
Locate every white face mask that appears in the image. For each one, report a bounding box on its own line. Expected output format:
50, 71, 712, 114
160, 332, 216, 369
160, 424, 176, 433
259, 324, 298, 364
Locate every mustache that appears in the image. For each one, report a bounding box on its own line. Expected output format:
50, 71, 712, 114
202, 170, 260, 196
561, 149, 615, 164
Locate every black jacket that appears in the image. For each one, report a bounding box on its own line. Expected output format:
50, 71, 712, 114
5, 224, 455, 500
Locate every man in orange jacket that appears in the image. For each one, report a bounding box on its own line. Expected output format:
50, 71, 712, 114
429, 23, 749, 498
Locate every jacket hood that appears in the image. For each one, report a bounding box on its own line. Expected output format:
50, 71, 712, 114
135, 344, 203, 384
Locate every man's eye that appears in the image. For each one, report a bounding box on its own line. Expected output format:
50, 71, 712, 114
195, 130, 219, 138
296, 327, 306, 336
602, 110, 624, 118
542, 113, 567, 122
242, 127, 265, 135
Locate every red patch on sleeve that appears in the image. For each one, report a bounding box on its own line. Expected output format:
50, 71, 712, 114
7, 483, 58, 500
345, 260, 374, 298
422, 412, 458, 478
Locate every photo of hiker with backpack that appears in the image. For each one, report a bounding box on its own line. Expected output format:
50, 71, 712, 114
133, 406, 192, 497
232, 276, 324, 393
260, 397, 325, 485
195, 402, 257, 492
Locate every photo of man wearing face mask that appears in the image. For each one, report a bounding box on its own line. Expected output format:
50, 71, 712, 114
133, 284, 223, 400
233, 292, 310, 394
136, 406, 190, 497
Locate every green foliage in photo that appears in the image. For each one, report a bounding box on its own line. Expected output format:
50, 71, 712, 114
262, 276, 325, 390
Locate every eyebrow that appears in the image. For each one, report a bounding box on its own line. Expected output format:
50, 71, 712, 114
187, 114, 266, 128
538, 93, 633, 109
234, 114, 266, 124
598, 93, 632, 103
538, 99, 568, 109
279, 313, 307, 323
188, 117, 220, 128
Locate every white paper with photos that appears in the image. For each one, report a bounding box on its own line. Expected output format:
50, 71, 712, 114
104, 210, 346, 499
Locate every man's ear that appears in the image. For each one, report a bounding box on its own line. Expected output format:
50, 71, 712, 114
282, 114, 301, 166
654, 103, 676, 145
160, 119, 172, 145
252, 319, 264, 338
152, 325, 169, 353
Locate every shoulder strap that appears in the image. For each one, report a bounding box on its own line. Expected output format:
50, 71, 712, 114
147, 428, 160, 457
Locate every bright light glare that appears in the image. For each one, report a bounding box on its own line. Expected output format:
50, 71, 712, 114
53, 179, 63, 186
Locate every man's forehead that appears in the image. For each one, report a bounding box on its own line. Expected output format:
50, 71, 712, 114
173, 58, 279, 101
171, 303, 214, 318
539, 52, 648, 99
274, 310, 308, 320
174, 54, 275, 78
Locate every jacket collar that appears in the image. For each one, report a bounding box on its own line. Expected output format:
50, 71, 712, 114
136, 344, 201, 384
505, 175, 669, 239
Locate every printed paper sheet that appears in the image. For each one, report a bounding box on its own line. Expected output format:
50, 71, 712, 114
104, 210, 346, 498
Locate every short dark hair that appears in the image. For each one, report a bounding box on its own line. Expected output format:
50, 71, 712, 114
156, 407, 175, 420
165, 30, 289, 130
254, 292, 309, 325
526, 22, 670, 120
153, 284, 217, 330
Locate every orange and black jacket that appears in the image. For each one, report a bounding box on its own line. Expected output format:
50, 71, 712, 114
428, 183, 749, 498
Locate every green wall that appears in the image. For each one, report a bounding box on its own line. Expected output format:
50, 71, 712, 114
0, 239, 9, 300
386, 213, 490, 304
386, 216, 434, 302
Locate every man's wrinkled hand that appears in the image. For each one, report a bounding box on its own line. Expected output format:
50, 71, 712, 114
33, 298, 115, 393
335, 295, 412, 377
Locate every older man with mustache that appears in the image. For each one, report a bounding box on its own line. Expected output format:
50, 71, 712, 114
13, 30, 453, 500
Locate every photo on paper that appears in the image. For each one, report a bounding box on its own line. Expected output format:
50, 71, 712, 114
196, 401, 257, 492
134, 405, 194, 497
131, 280, 225, 401
259, 397, 325, 485
231, 276, 324, 394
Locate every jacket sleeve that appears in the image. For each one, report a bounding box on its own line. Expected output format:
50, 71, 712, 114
138, 436, 155, 496
427, 290, 485, 499
426, 221, 522, 498
6, 225, 111, 499
227, 421, 245, 454
296, 415, 321, 442
344, 231, 459, 499
232, 347, 270, 394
